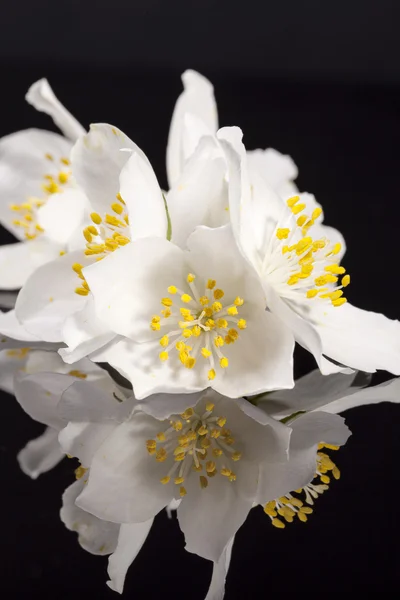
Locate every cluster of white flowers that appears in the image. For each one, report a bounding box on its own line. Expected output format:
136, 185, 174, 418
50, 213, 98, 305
1, 71, 399, 598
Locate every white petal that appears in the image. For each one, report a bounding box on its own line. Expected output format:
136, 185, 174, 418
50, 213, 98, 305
119, 151, 167, 240
136, 391, 202, 420
61, 478, 120, 555
14, 370, 72, 429
177, 461, 256, 562
205, 537, 234, 600
167, 136, 227, 248
261, 369, 370, 418
84, 237, 186, 342
15, 251, 93, 342
167, 70, 218, 187
59, 421, 118, 467
0, 239, 62, 290
0, 348, 29, 394
58, 295, 116, 364
0, 309, 41, 341
76, 414, 173, 523
257, 411, 350, 503
71, 123, 147, 215
17, 426, 64, 478
26, 79, 85, 142
313, 302, 400, 374
212, 308, 294, 398
317, 377, 400, 414
264, 283, 346, 375
0, 128, 72, 239
247, 147, 298, 194
95, 337, 209, 400
107, 520, 153, 593
37, 188, 88, 246
58, 379, 131, 423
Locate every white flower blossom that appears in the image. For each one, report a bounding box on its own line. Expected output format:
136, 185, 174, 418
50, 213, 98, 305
218, 126, 400, 375
0, 79, 87, 290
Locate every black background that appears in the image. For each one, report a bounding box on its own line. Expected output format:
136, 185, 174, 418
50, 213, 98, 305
1, 2, 400, 598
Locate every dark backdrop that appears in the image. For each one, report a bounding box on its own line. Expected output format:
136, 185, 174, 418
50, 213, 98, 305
1, 3, 400, 598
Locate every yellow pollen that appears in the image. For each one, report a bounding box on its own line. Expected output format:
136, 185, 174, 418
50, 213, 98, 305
192, 325, 201, 337
181, 294, 192, 303
185, 357, 196, 369
213, 288, 224, 299
312, 207, 323, 220
75, 287, 89, 296
198, 425, 208, 436
272, 518, 286, 529
342, 274, 350, 287
111, 202, 123, 214
161, 297, 173, 307
306, 289, 319, 298
157, 432, 166, 442
75, 465, 88, 480
296, 215, 307, 227
291, 203, 306, 215
234, 297, 244, 306
167, 285, 177, 294
199, 295, 209, 305
324, 264, 346, 275
45, 153, 54, 161
199, 476, 208, 489
216, 318, 228, 329
116, 192, 125, 203
207, 279, 216, 289
227, 306, 238, 316
206, 402, 215, 412
160, 335, 169, 347
105, 214, 126, 227
174, 476, 185, 485
332, 297, 347, 307
206, 461, 216, 474
156, 448, 167, 462
286, 195, 300, 207
210, 301, 221, 313
276, 228, 290, 240
220, 357, 229, 369
180, 487, 187, 497
201, 347, 212, 358
159, 351, 169, 361
160, 476, 170, 484
208, 369, 216, 380
187, 273, 196, 283
237, 319, 247, 329
58, 171, 69, 184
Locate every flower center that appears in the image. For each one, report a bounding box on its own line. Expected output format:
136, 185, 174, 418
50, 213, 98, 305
73, 193, 131, 296
265, 196, 350, 307
146, 403, 242, 497
264, 442, 340, 528
150, 274, 247, 380
9, 153, 71, 240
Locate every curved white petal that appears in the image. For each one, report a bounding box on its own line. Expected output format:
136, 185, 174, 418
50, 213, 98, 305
59, 421, 118, 467
71, 123, 148, 215
167, 136, 227, 248
177, 461, 256, 562
59, 295, 116, 364
205, 537, 234, 600
84, 237, 186, 342
257, 411, 350, 504
0, 239, 61, 290
107, 520, 153, 593
167, 70, 218, 187
17, 426, 64, 478
312, 302, 400, 374
37, 188, 88, 246
0, 128, 72, 239
26, 79, 85, 142
317, 377, 400, 414
15, 250, 93, 342
119, 151, 167, 240
61, 478, 120, 555
76, 414, 173, 523
14, 371, 73, 429
0, 309, 41, 341
261, 369, 370, 417
247, 147, 298, 195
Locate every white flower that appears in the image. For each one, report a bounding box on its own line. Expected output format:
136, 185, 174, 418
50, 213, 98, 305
83, 224, 295, 399
13, 123, 167, 357
68, 388, 291, 563
13, 349, 116, 478
218, 126, 400, 375
0, 79, 87, 290
165, 71, 305, 251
